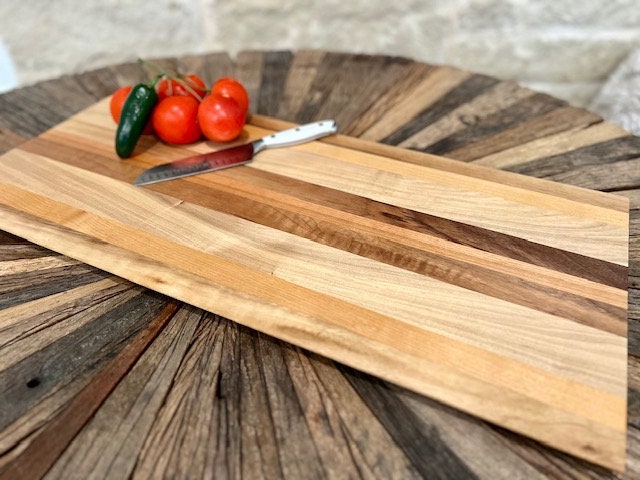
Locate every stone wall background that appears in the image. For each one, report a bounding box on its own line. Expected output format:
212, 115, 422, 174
0, 0, 639, 109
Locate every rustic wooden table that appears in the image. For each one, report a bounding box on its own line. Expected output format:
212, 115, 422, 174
0, 50, 638, 479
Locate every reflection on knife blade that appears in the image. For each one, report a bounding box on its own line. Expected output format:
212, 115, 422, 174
134, 120, 337, 186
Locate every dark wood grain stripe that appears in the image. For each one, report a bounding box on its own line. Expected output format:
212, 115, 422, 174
256, 51, 294, 117
0, 267, 110, 309
381, 74, 500, 145
313, 54, 416, 131
0, 298, 179, 480
0, 291, 170, 431
423, 93, 566, 156
507, 135, 640, 178
293, 52, 353, 123
343, 368, 479, 480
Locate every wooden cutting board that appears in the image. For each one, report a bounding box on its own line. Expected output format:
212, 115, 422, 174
0, 98, 629, 471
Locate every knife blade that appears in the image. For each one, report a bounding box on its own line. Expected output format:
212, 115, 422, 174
134, 119, 338, 186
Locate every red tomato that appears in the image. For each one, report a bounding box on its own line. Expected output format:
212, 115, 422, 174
110, 85, 153, 134
211, 77, 249, 114
110, 85, 132, 123
156, 74, 207, 101
197, 93, 245, 142
152, 96, 202, 144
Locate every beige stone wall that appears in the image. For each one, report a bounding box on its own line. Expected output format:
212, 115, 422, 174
1, 0, 639, 107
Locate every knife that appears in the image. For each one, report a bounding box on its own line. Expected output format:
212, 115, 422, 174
134, 120, 338, 186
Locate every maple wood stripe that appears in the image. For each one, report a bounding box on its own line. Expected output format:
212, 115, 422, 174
15, 137, 628, 295
422, 93, 566, 156
507, 135, 640, 178
382, 74, 500, 145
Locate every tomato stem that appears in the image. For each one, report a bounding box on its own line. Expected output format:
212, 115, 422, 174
137, 58, 205, 102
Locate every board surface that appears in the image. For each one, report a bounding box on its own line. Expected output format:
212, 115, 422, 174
0, 98, 629, 470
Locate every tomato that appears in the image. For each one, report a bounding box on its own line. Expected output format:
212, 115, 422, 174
211, 77, 249, 115
110, 85, 132, 123
197, 93, 245, 142
156, 74, 207, 101
110, 85, 153, 134
151, 96, 201, 144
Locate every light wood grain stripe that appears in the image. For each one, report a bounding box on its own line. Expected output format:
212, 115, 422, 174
47, 99, 633, 214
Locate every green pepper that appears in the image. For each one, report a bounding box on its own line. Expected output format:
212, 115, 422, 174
115, 83, 158, 159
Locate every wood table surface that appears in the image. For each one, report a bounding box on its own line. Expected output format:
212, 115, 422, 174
0, 50, 638, 479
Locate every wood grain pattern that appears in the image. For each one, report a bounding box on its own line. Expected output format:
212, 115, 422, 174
0, 92, 629, 471
0, 51, 638, 479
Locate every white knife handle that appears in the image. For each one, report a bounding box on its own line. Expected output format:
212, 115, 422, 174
259, 120, 338, 149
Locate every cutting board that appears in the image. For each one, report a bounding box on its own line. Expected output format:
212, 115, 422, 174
0, 98, 629, 471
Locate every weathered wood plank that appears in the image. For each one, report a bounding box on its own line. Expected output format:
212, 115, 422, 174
0, 294, 178, 480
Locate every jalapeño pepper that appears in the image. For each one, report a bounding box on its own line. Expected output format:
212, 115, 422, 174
115, 82, 158, 158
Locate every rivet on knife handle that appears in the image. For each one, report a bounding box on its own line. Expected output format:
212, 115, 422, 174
133, 120, 338, 186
